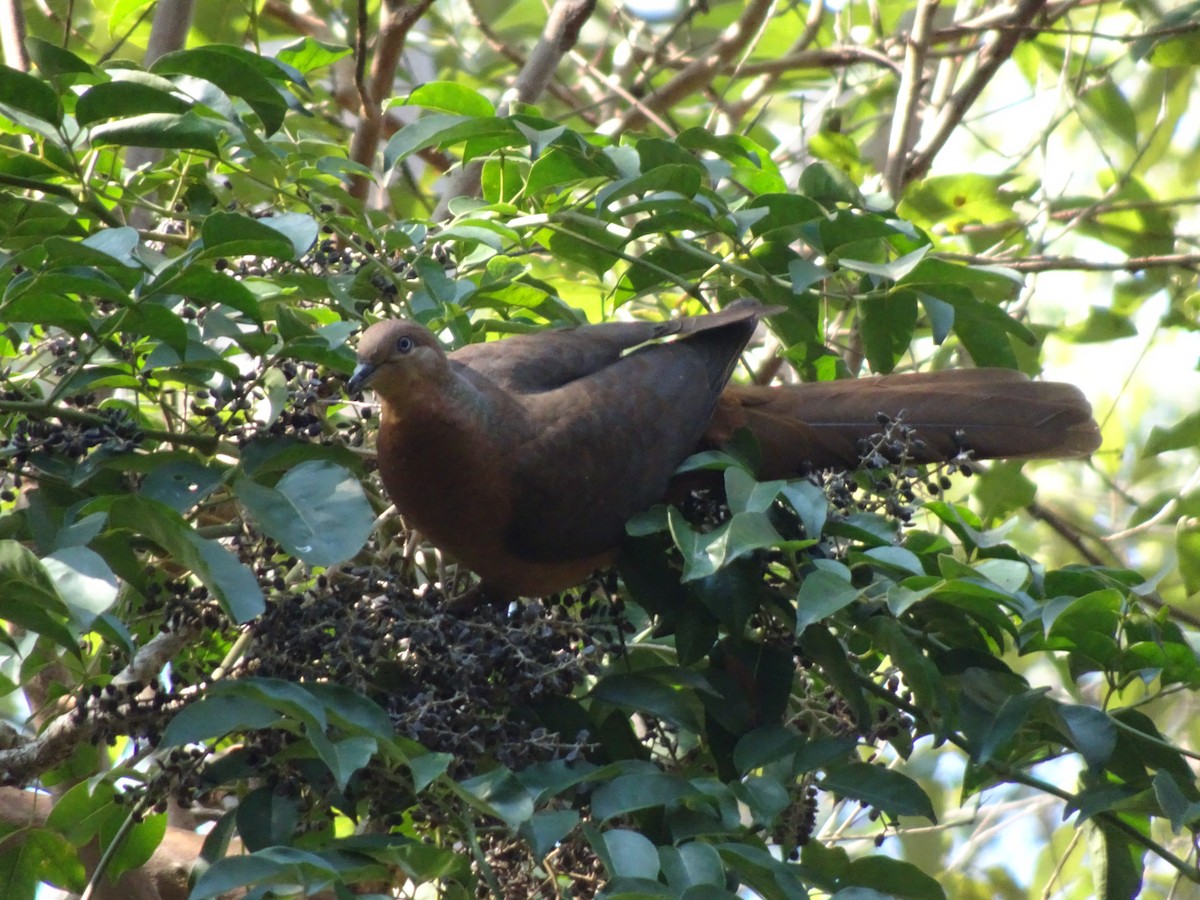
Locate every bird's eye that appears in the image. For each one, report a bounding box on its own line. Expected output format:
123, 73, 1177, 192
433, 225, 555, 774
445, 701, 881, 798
396, 335, 415, 354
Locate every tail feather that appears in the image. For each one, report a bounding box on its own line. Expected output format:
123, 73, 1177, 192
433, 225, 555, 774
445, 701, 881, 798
710, 369, 1101, 477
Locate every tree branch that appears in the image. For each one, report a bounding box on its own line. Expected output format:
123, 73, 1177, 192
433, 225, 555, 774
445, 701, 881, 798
905, 0, 1048, 185
936, 251, 1200, 273
885, 0, 939, 199
0, 628, 195, 786
0, 399, 219, 454
348, 0, 437, 205
617, 0, 775, 134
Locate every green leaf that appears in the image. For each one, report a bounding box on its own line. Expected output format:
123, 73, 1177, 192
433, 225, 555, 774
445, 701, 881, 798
591, 671, 704, 732
797, 624, 871, 729
199, 212, 297, 260
820, 762, 937, 822
1079, 76, 1138, 147
733, 725, 804, 774
542, 215, 625, 277
1089, 821, 1145, 900
660, 842, 724, 890
861, 291, 918, 373
404, 81, 496, 117
1179, 522, 1200, 598
235, 460, 373, 568
794, 563, 860, 633
190, 847, 339, 900
105, 811, 167, 882
89, 111, 228, 153
459, 768, 534, 827
27, 37, 96, 78
592, 772, 701, 821
0, 64, 62, 124
519, 810, 580, 860
0, 829, 87, 893
669, 507, 790, 583
105, 496, 264, 623
41, 546, 119, 628
901, 173, 1023, 230
1143, 409, 1200, 456
144, 265, 263, 321
596, 164, 704, 212
602, 829, 661, 879
140, 461, 223, 512
844, 856, 946, 899
0, 540, 78, 654
1064, 306, 1138, 343
799, 161, 863, 206
151, 46, 291, 133
1058, 704, 1117, 769
76, 81, 191, 125
160, 692, 283, 746
275, 37, 353, 75
383, 114, 518, 170
1152, 771, 1200, 833
237, 786, 300, 851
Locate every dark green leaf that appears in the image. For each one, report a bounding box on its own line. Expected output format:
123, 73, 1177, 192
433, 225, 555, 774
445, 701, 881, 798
0, 64, 62, 124
592, 671, 705, 732
1058, 704, 1117, 769
190, 847, 339, 900
844, 856, 946, 899
76, 81, 191, 125
160, 692, 284, 746
861, 291, 918, 373
105, 496, 264, 623
27, 37, 95, 78
151, 47, 291, 133
199, 212, 296, 260
592, 772, 701, 821
1089, 821, 1145, 900
237, 786, 300, 851
519, 810, 579, 859
660, 842, 725, 890
0, 541, 78, 653
89, 112, 227, 152
820, 762, 937, 822
1152, 771, 1200, 833
794, 563, 861, 633
459, 768, 534, 827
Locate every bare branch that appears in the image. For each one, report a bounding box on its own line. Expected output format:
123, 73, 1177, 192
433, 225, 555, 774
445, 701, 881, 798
0, 0, 28, 71
885, 0, 939, 198
348, 0, 438, 205
617, 0, 776, 134
937, 251, 1200, 273
905, 0, 1048, 185
0, 628, 194, 785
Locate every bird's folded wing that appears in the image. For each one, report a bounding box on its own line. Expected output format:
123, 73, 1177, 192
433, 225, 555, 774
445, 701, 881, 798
449, 301, 772, 394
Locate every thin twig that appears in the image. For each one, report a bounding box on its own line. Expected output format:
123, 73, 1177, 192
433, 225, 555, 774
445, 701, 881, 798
617, 0, 777, 134
935, 251, 1200, 273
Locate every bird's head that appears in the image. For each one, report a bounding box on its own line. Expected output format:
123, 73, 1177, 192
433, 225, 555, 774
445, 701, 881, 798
348, 320, 449, 401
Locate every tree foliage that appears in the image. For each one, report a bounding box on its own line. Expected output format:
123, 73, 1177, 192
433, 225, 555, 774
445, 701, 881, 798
0, 1, 1198, 898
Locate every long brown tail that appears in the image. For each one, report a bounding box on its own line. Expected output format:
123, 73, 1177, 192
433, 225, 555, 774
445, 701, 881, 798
709, 369, 1101, 478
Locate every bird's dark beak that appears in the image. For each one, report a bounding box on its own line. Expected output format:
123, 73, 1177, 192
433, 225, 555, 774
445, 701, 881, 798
348, 361, 375, 395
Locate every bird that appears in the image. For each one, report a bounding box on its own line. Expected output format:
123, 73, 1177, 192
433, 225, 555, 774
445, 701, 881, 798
348, 301, 1100, 602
